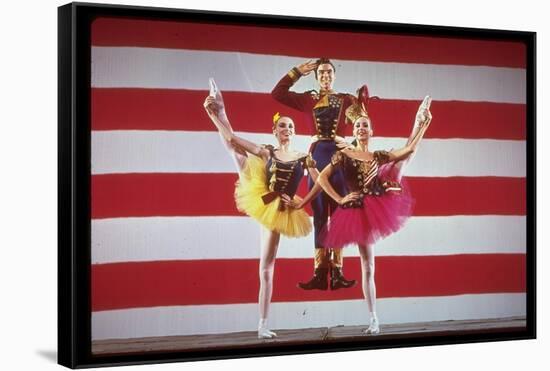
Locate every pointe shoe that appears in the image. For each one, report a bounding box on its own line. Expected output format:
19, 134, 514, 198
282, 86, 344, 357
258, 326, 277, 339
363, 318, 380, 335
414, 95, 432, 127
209, 78, 229, 125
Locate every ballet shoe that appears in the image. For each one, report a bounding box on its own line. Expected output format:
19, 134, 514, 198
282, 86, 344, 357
258, 326, 277, 339
363, 317, 380, 335
414, 95, 432, 127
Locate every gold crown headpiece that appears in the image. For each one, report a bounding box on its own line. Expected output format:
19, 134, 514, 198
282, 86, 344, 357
345, 104, 369, 124
345, 84, 378, 124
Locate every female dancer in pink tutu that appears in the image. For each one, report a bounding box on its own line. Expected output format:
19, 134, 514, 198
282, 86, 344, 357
316, 87, 432, 334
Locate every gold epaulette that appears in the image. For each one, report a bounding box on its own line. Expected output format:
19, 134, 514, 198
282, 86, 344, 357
305, 154, 317, 169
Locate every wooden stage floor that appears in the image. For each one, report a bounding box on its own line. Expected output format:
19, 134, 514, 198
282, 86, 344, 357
92, 316, 526, 355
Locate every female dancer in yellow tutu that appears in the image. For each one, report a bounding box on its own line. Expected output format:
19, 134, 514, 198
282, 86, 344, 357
203, 79, 322, 339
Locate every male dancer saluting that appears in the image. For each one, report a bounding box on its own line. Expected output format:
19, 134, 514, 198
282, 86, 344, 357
272, 58, 357, 290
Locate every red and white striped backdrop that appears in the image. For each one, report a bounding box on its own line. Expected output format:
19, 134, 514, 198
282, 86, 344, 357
90, 17, 527, 340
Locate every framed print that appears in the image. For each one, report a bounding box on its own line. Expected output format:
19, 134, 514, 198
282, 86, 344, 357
58, 2, 536, 368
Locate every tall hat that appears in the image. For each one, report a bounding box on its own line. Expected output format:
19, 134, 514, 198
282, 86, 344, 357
345, 84, 378, 124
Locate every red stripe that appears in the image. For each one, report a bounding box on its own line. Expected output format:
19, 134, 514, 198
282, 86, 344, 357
91, 89, 526, 140
91, 254, 526, 311
91, 174, 526, 219
91, 18, 526, 68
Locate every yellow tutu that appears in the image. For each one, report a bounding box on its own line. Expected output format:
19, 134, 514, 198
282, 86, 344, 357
234, 155, 312, 238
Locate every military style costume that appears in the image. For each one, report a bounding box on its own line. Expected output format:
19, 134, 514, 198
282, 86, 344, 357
320, 148, 413, 249
271, 67, 357, 290
234, 144, 315, 238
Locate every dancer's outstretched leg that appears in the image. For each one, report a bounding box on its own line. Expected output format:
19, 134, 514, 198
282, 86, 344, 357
217, 129, 248, 173
258, 227, 280, 339
393, 95, 432, 181
209, 78, 231, 131
206, 78, 247, 172
358, 244, 379, 334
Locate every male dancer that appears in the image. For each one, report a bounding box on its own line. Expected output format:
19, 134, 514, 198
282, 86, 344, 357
272, 58, 357, 290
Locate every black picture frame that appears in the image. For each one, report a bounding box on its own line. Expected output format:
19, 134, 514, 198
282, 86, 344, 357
58, 2, 536, 368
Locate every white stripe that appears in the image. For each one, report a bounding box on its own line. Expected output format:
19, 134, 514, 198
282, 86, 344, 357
91, 47, 526, 103
91, 293, 526, 340
91, 131, 526, 177
91, 216, 525, 264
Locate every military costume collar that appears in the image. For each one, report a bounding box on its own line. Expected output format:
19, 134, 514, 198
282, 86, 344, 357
319, 88, 336, 95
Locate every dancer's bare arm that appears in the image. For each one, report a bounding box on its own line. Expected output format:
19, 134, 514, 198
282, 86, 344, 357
317, 162, 360, 205
335, 135, 354, 150
282, 163, 322, 209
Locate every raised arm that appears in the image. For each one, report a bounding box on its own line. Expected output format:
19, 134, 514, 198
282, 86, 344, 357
204, 96, 270, 160
271, 60, 317, 112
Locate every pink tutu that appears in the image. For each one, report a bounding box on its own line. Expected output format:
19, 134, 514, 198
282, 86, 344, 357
321, 163, 414, 248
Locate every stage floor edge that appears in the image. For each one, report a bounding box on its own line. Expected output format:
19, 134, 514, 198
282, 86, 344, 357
92, 316, 527, 355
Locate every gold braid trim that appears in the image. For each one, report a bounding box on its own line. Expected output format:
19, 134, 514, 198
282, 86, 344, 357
305, 154, 317, 169
268, 160, 277, 191
287, 67, 302, 82
287, 67, 301, 82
